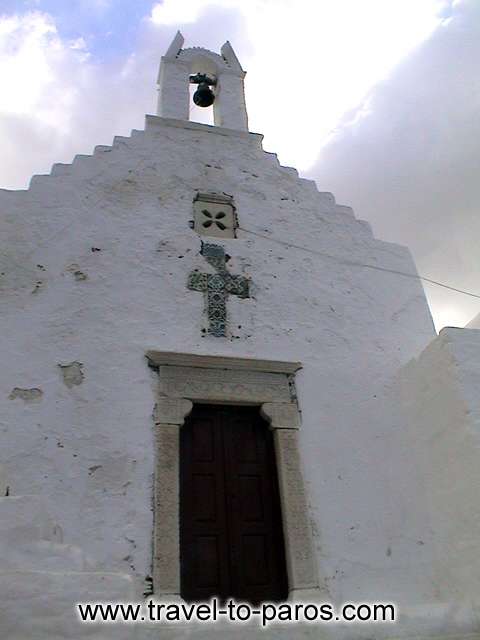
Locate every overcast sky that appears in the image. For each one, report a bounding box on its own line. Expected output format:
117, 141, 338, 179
1, 0, 479, 330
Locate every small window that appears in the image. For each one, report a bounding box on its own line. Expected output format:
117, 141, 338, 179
193, 193, 236, 239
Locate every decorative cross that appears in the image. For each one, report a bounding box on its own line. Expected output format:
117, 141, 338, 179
187, 243, 250, 337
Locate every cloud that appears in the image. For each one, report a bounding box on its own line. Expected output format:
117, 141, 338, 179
0, 12, 84, 187
0, 11, 152, 186
308, 0, 480, 329
150, 0, 232, 25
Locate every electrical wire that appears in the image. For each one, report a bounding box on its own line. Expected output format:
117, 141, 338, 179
238, 226, 480, 301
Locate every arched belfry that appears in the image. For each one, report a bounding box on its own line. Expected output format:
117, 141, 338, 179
157, 31, 248, 130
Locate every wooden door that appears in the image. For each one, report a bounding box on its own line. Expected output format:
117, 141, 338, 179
180, 404, 288, 603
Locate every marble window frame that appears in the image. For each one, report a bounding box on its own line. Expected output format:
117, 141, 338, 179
146, 351, 322, 601
192, 192, 237, 239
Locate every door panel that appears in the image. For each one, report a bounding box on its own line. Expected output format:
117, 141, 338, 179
192, 474, 217, 522
194, 536, 221, 587
180, 404, 288, 603
180, 408, 231, 601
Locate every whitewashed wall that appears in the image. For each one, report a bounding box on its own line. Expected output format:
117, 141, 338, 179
0, 115, 437, 613
398, 327, 480, 621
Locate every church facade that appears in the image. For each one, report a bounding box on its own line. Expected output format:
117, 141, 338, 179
2, 33, 480, 639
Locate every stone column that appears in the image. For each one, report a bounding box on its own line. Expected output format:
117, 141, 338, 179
213, 73, 248, 131
157, 59, 190, 121
156, 31, 190, 121
214, 40, 248, 131
153, 398, 192, 597
261, 403, 325, 599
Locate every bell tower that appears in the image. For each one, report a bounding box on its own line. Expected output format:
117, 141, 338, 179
156, 31, 248, 131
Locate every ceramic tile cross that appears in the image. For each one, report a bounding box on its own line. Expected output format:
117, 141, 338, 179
187, 243, 250, 337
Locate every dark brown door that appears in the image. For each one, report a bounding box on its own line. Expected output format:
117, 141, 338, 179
180, 404, 288, 603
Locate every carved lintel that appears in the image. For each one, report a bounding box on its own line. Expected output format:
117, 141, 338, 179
146, 351, 302, 374
154, 397, 193, 426
158, 365, 292, 403
261, 402, 301, 430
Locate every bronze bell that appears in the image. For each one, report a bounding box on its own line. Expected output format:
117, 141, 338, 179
190, 73, 216, 108
193, 81, 215, 107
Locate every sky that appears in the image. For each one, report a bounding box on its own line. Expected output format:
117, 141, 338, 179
1, 0, 479, 330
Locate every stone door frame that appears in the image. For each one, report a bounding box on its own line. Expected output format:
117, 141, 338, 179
146, 351, 322, 601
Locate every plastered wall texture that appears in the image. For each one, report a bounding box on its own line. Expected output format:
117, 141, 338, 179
0, 115, 446, 634
0, 494, 135, 639
399, 329, 480, 605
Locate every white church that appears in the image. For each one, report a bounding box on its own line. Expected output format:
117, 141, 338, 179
2, 32, 480, 639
